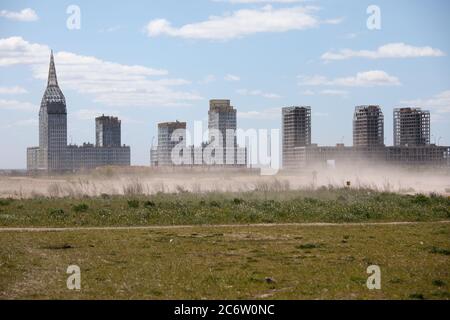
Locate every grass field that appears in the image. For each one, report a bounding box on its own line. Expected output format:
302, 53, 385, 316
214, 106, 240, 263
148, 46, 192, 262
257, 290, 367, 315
1, 222, 449, 299
0, 188, 449, 227
1, 188, 449, 299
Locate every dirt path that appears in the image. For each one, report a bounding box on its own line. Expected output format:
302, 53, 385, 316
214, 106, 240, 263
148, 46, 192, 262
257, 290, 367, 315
1, 220, 449, 232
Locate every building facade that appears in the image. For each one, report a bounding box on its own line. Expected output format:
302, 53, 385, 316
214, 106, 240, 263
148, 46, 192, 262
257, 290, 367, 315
150, 100, 246, 167
208, 99, 238, 165
96, 115, 121, 147
27, 52, 130, 172
394, 107, 430, 146
282, 106, 311, 168
353, 105, 384, 147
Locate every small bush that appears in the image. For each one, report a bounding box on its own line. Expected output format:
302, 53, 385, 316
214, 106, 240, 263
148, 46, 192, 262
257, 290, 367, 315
144, 200, 156, 208
413, 194, 430, 205
73, 203, 89, 213
209, 200, 221, 208
0, 199, 13, 206
432, 279, 446, 287
233, 198, 244, 205
49, 208, 66, 217
128, 199, 140, 208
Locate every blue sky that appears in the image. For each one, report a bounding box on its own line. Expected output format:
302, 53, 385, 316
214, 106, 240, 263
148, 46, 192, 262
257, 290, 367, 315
0, 0, 449, 168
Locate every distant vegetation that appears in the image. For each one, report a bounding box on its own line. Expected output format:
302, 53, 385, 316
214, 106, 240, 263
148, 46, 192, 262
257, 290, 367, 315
0, 187, 449, 227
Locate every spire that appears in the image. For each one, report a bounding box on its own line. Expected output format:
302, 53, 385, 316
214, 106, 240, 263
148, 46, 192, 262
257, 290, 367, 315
47, 50, 59, 87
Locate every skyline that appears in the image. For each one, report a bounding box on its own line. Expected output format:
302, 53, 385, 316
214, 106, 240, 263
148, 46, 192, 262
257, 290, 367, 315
1, 0, 450, 168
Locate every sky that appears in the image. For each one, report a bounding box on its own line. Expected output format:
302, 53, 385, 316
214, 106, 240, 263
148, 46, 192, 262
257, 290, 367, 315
0, 0, 449, 169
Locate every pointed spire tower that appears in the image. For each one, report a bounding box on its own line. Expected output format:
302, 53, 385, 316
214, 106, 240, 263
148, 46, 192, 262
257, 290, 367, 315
41, 50, 66, 112
47, 50, 59, 87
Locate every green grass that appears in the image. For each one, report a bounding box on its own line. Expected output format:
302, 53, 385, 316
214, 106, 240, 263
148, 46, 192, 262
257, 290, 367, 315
0, 188, 449, 227
0, 223, 448, 299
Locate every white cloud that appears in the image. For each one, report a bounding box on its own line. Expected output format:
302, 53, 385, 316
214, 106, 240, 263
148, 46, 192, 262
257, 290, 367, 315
0, 8, 38, 22
319, 89, 348, 97
238, 107, 280, 120
199, 74, 216, 84
0, 86, 27, 94
299, 89, 315, 95
322, 43, 445, 61
224, 74, 240, 81
298, 70, 401, 87
400, 90, 450, 114
145, 5, 338, 40
0, 118, 37, 129
0, 99, 36, 111
0, 36, 203, 107
237, 88, 280, 98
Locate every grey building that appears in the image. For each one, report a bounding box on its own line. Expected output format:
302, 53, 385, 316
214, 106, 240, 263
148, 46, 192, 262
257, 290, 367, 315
37, 50, 68, 171
353, 105, 384, 147
394, 107, 430, 146
96, 115, 121, 147
208, 99, 237, 165
282, 106, 311, 168
153, 121, 186, 166
27, 52, 130, 171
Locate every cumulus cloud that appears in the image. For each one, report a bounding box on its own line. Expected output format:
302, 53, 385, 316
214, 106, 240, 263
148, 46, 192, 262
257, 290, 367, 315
145, 5, 339, 40
0, 36, 203, 107
298, 70, 401, 87
0, 86, 27, 94
224, 74, 240, 81
400, 90, 450, 114
0, 8, 38, 22
237, 89, 281, 99
321, 43, 445, 61
238, 107, 280, 120
0, 99, 36, 111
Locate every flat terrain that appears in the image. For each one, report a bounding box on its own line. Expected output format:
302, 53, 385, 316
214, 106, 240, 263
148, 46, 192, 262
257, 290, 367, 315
0, 188, 449, 228
1, 222, 449, 299
0, 188, 448, 299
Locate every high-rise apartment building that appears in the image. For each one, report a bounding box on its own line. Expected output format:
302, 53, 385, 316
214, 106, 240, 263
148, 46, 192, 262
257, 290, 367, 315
393, 107, 430, 146
96, 115, 121, 147
156, 121, 186, 166
353, 105, 384, 147
208, 99, 237, 165
282, 106, 311, 168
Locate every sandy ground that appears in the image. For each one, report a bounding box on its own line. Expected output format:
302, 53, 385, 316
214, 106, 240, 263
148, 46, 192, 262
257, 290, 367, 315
0, 166, 449, 198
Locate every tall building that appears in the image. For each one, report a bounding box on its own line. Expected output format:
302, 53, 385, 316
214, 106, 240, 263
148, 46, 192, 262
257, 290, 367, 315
38, 50, 68, 171
393, 107, 430, 146
156, 121, 186, 166
208, 99, 237, 164
353, 105, 384, 147
96, 115, 121, 147
282, 106, 311, 168
27, 52, 130, 171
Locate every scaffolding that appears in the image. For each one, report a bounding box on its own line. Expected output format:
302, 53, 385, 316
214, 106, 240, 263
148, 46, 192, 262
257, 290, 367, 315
282, 106, 311, 168
393, 107, 430, 146
353, 105, 384, 147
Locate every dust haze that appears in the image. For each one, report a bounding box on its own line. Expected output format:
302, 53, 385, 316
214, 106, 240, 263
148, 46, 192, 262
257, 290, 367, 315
1, 165, 449, 199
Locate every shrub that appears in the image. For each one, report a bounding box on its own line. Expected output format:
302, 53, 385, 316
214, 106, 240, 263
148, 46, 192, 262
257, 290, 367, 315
413, 194, 430, 205
144, 200, 156, 208
128, 199, 140, 208
49, 208, 66, 217
209, 200, 221, 208
0, 199, 13, 206
233, 198, 244, 205
73, 203, 89, 213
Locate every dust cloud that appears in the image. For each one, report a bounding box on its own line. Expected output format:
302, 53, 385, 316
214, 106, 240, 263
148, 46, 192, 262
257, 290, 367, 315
0, 166, 449, 199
